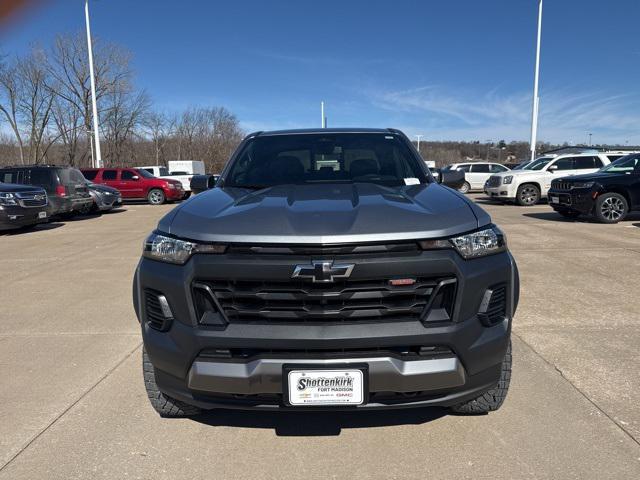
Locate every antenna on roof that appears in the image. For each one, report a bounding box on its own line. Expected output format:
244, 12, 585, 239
321, 101, 327, 128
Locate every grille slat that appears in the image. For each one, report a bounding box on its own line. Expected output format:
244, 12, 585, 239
478, 285, 507, 326
15, 191, 47, 208
144, 289, 171, 330
487, 176, 502, 188
196, 277, 454, 324
551, 181, 572, 191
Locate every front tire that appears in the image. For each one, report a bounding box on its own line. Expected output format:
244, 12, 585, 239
458, 181, 471, 194
594, 193, 628, 223
147, 188, 166, 205
516, 184, 540, 206
451, 340, 511, 414
143, 348, 201, 417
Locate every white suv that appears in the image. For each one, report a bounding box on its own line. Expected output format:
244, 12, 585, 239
442, 162, 510, 193
483, 152, 630, 206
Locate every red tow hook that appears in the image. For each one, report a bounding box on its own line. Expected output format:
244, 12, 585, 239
592, 191, 599, 200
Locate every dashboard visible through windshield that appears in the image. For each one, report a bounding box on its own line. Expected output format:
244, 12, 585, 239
224, 133, 428, 189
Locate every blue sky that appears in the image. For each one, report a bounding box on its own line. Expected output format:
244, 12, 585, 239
2, 0, 639, 144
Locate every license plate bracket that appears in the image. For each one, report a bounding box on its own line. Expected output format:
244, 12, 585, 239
283, 364, 368, 407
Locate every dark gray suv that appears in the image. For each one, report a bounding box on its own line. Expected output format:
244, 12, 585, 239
133, 128, 518, 417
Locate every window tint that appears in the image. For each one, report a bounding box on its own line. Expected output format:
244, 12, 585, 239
102, 170, 118, 180
28, 169, 56, 188
574, 156, 602, 169
226, 133, 427, 188
2, 171, 18, 184
606, 155, 623, 163
138, 169, 155, 178
470, 164, 490, 173
121, 170, 137, 181
552, 158, 574, 171
58, 168, 87, 184
82, 170, 98, 181
456, 165, 471, 172
601, 153, 640, 173
490, 164, 508, 172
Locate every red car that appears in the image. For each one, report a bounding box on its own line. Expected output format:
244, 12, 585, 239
81, 168, 185, 205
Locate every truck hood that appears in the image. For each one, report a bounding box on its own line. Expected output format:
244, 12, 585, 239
161, 183, 489, 244
0, 182, 45, 194
557, 172, 624, 182
493, 169, 546, 178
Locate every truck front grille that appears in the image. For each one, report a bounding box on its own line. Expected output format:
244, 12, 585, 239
487, 176, 502, 188
551, 181, 572, 191
15, 191, 48, 207
193, 277, 456, 324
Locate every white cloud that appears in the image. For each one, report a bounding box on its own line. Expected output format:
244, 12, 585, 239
368, 85, 640, 145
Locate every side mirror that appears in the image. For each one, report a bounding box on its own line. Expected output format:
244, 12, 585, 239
548, 165, 558, 172
190, 174, 217, 194
438, 169, 466, 190
131, 175, 139, 181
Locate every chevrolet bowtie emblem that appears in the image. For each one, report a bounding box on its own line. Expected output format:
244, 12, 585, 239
292, 261, 355, 283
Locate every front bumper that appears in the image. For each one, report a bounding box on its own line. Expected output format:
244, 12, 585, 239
0, 205, 48, 230
134, 248, 519, 410
484, 183, 517, 200
165, 188, 185, 200
547, 188, 595, 214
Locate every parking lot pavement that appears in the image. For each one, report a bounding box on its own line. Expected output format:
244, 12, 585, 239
1, 198, 639, 479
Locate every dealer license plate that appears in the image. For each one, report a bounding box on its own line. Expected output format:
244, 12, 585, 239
287, 369, 364, 406
38, 211, 47, 219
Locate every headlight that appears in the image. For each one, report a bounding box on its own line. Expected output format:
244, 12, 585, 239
419, 225, 507, 259
142, 232, 226, 264
503, 176, 513, 184
572, 181, 595, 189
0, 192, 17, 206
167, 183, 176, 189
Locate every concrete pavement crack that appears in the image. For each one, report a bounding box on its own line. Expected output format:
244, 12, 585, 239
0, 341, 143, 473
513, 332, 640, 448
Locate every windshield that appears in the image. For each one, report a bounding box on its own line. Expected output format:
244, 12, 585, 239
137, 169, 156, 178
512, 161, 530, 170
526, 156, 554, 170
225, 133, 428, 188
600, 153, 640, 173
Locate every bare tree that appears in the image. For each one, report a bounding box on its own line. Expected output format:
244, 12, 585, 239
143, 111, 175, 166
51, 94, 84, 165
0, 59, 25, 164
47, 33, 133, 161
102, 82, 149, 165
16, 49, 56, 163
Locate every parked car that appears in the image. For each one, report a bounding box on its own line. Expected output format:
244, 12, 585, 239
139, 166, 192, 198
133, 128, 518, 417
83, 182, 123, 213
442, 162, 510, 193
0, 165, 92, 216
81, 168, 184, 205
483, 152, 633, 206
548, 152, 640, 223
0, 182, 49, 231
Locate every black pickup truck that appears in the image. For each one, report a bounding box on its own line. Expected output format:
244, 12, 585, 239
134, 128, 519, 417
0, 182, 49, 231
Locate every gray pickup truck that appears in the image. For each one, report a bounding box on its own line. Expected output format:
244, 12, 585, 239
133, 128, 518, 416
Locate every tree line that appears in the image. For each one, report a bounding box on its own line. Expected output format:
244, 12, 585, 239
0, 33, 244, 173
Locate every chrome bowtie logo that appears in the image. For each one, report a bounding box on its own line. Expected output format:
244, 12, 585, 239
33, 195, 45, 201
292, 261, 355, 283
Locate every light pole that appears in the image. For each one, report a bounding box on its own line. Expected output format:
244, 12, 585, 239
320, 101, 327, 128
588, 133, 593, 146
85, 0, 102, 168
415, 135, 423, 153
529, 0, 543, 161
